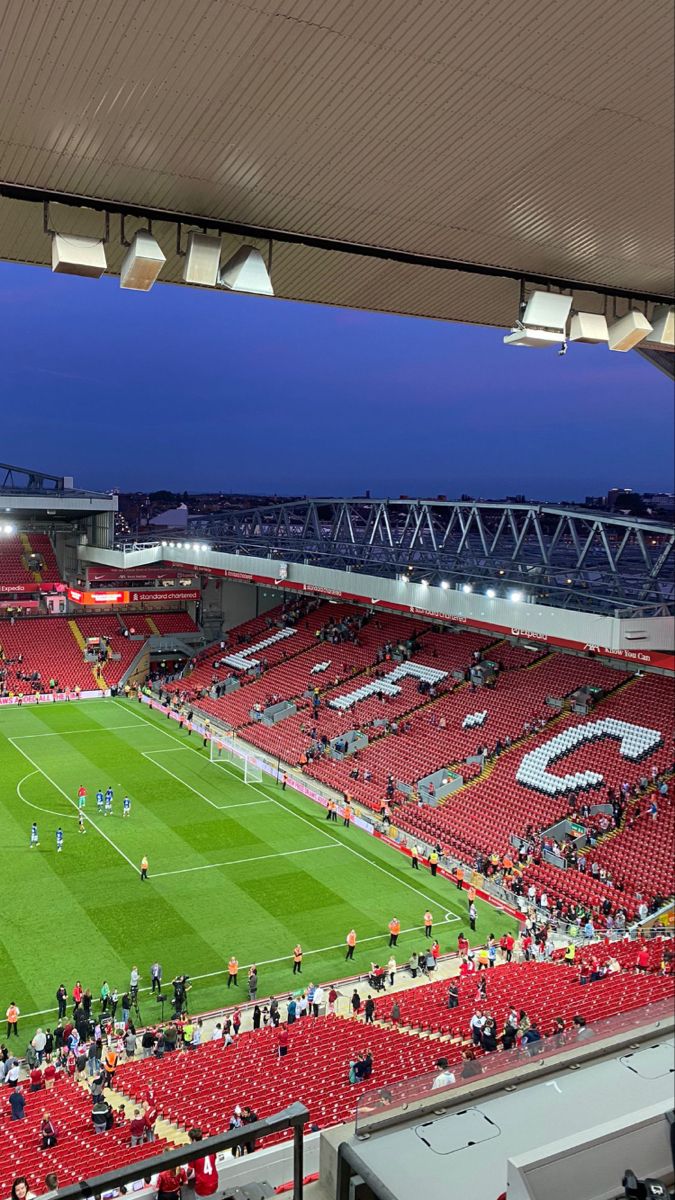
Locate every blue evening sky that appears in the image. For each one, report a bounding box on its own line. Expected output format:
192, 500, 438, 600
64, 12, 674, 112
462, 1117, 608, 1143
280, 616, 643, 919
2, 261, 672, 500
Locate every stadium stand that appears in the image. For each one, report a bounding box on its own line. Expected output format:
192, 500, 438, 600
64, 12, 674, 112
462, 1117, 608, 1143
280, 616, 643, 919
0, 534, 60, 588
0, 1074, 170, 1191
0, 612, 199, 695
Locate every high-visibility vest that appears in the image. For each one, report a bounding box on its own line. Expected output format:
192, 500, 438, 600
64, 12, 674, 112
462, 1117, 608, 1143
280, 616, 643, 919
347, 931, 356, 946
389, 920, 400, 935
228, 960, 238, 975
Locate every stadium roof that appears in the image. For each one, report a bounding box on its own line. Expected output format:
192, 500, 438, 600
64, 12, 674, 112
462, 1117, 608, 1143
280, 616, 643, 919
0, 0, 673, 330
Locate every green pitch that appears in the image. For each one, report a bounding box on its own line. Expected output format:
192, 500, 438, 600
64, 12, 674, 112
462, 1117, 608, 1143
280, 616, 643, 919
0, 698, 517, 1023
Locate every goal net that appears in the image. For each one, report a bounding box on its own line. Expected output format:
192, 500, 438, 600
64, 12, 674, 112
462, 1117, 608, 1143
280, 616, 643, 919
210, 735, 263, 785
209, 735, 235, 764
244, 756, 263, 784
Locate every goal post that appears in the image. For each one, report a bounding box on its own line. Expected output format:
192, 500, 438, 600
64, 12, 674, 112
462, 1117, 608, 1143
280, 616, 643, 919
209, 735, 234, 764
244, 756, 263, 784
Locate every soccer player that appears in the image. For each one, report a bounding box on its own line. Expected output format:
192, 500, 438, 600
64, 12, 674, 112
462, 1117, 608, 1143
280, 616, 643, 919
56, 827, 64, 853
30, 822, 40, 848
96, 788, 104, 813
78, 812, 87, 835
77, 784, 87, 809
122, 796, 131, 818
104, 788, 113, 817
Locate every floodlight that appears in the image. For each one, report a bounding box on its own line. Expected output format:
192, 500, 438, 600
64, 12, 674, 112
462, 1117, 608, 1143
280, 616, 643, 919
569, 312, 609, 344
504, 291, 573, 348
441, 580, 449, 589
161, 541, 168, 547
183, 233, 222, 286
486, 588, 496, 599
120, 231, 165, 291
461, 583, 472, 594
52, 233, 107, 278
642, 306, 675, 351
421, 579, 429, 587
3, 524, 14, 534
510, 590, 523, 602
219, 246, 274, 296
608, 310, 653, 352
399, 574, 408, 583
201, 544, 209, 551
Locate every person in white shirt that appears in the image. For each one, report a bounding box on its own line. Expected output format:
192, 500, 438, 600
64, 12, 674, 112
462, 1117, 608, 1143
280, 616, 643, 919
470, 1010, 486, 1045
432, 1056, 456, 1089
211, 1023, 223, 1041
312, 986, 324, 1017
32, 1029, 47, 1063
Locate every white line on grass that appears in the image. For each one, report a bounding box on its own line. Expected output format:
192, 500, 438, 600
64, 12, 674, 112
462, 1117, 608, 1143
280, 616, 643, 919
115, 700, 460, 917
16, 771, 78, 820
141, 751, 271, 811
11, 724, 147, 739
152, 843, 340, 879
16, 914, 457, 1020
7, 737, 140, 875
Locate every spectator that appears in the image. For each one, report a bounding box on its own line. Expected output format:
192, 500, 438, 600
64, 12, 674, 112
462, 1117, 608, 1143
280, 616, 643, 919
186, 1128, 218, 1195
461, 1048, 482, 1079
130, 1107, 146, 1146
432, 1056, 456, 1089
42, 1176, 59, 1200
10, 1180, 35, 1200
9, 1087, 25, 1120
40, 1111, 58, 1148
364, 996, 375, 1024
92, 1098, 112, 1133
447, 983, 459, 1009
144, 1097, 158, 1143
573, 1014, 591, 1040
156, 1166, 187, 1200
351, 989, 361, 1015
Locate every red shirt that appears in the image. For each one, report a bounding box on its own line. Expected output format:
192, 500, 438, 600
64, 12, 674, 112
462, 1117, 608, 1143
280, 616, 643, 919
130, 1116, 146, 1139
145, 1104, 158, 1128
30, 1068, 42, 1088
156, 1169, 186, 1195
505, 934, 515, 951
78, 786, 86, 797
637, 948, 649, 968
44, 1064, 56, 1082
189, 1155, 218, 1196
278, 1029, 289, 1049
458, 936, 469, 955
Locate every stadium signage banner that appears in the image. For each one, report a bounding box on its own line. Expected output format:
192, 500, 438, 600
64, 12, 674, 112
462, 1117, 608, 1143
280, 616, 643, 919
0, 583, 64, 594
68, 588, 130, 605
128, 589, 200, 602
0, 689, 107, 706
165, 562, 675, 671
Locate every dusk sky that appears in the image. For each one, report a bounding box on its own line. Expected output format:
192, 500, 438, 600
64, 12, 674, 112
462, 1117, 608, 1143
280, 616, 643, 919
2, 260, 673, 501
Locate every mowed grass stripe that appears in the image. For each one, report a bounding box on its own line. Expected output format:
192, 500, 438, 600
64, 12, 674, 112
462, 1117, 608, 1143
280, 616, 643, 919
0, 701, 517, 1019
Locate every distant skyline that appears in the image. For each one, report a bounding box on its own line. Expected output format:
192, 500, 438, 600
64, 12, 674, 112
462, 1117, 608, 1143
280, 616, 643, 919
1, 260, 673, 501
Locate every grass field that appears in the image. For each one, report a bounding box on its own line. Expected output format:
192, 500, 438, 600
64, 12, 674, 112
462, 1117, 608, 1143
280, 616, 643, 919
0, 698, 517, 1024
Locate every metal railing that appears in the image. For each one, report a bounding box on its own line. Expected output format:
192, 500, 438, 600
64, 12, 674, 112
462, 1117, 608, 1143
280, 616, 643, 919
353, 996, 675, 1138
52, 1101, 309, 1200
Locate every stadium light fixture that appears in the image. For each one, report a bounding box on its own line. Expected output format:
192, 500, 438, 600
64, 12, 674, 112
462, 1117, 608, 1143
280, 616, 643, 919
161, 541, 168, 547
504, 291, 573, 348
220, 246, 274, 296
510, 590, 523, 602
201, 544, 209, 551
2, 523, 14, 534
183, 233, 222, 287
120, 230, 165, 291
421, 579, 429, 587
642, 306, 675, 351
568, 312, 609, 344
51, 232, 107, 278
607, 310, 653, 352
486, 588, 496, 599
461, 583, 473, 594
168, 542, 175, 548
441, 580, 449, 589
399, 574, 408, 583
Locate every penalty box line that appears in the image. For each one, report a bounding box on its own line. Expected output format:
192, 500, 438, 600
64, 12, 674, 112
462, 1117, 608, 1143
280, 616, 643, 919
141, 750, 271, 811
116, 699, 461, 917
7, 736, 140, 875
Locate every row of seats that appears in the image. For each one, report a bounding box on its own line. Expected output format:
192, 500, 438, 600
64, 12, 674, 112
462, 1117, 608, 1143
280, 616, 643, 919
0, 534, 60, 587
0, 1074, 169, 1193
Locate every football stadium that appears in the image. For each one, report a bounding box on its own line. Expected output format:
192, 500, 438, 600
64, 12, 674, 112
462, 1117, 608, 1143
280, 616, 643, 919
0, 4, 674, 1200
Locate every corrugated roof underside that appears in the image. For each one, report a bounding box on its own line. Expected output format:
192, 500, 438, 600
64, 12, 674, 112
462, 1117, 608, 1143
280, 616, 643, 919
0, 0, 673, 320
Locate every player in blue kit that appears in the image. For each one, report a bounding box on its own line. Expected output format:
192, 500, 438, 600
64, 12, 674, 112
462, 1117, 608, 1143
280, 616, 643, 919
123, 796, 131, 818
56, 828, 64, 853
96, 789, 104, 813
105, 787, 113, 816
30, 822, 39, 848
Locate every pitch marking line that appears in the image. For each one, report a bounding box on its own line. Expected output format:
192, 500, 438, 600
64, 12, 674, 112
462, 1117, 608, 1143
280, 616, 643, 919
11, 724, 146, 739
141, 751, 271, 810
17, 771, 78, 820
7, 736, 140, 875
116, 700, 460, 917
152, 843, 340, 879
17, 913, 458, 1021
